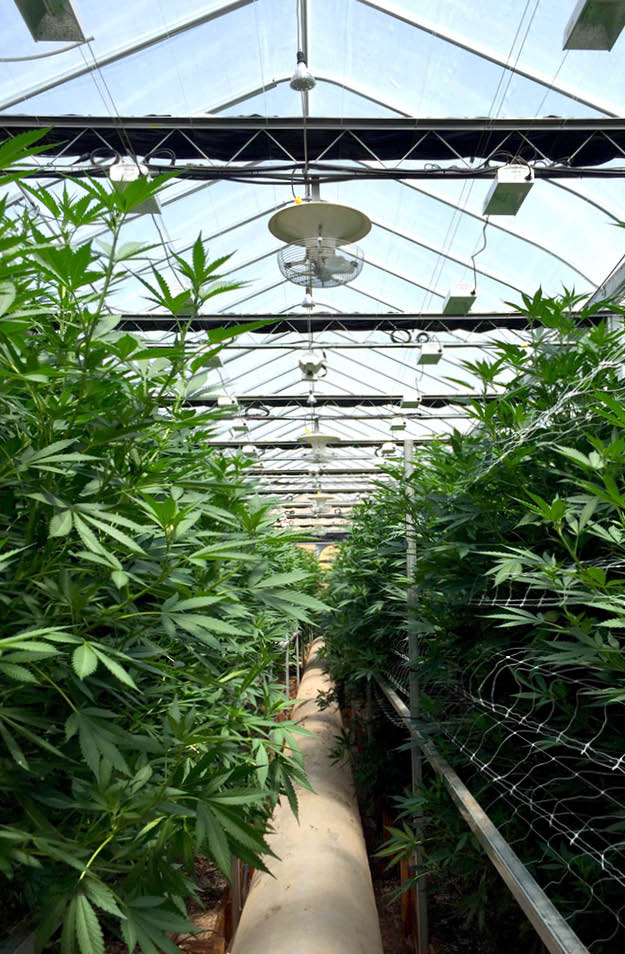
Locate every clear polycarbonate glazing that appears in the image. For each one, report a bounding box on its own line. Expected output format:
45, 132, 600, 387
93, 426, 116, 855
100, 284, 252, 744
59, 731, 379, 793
2, 0, 625, 447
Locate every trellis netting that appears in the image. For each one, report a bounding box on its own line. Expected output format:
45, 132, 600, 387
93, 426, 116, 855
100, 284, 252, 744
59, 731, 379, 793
323, 292, 625, 952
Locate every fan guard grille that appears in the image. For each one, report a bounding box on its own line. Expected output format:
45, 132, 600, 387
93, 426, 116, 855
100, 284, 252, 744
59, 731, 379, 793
277, 237, 364, 288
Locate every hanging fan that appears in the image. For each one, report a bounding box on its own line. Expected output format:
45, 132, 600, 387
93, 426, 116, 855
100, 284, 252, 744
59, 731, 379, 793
268, 200, 371, 289
277, 237, 364, 288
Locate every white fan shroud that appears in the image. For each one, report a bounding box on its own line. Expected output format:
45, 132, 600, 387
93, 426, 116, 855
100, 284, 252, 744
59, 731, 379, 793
278, 237, 364, 288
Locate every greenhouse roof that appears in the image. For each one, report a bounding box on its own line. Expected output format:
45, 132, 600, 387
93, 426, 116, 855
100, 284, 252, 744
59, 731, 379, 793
3, 0, 625, 532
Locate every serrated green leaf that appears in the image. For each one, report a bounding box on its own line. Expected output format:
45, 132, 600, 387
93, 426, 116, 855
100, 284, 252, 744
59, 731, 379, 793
50, 510, 73, 537
75, 895, 104, 954
72, 643, 98, 680
92, 648, 137, 689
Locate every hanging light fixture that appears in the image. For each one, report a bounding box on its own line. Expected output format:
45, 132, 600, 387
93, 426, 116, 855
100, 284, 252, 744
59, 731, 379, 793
290, 50, 316, 90
298, 349, 327, 381
379, 442, 398, 457
231, 417, 249, 434
216, 392, 239, 409
416, 333, 444, 365
109, 159, 160, 215
13, 0, 85, 41
442, 283, 476, 316
483, 164, 534, 216
564, 0, 625, 49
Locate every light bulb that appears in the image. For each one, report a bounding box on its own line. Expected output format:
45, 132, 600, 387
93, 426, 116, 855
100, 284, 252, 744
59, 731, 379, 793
290, 51, 316, 91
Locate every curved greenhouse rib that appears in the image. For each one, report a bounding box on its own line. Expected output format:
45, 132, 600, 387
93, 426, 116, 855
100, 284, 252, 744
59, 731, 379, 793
358, 167, 598, 287
356, 0, 620, 118
206, 72, 416, 118
370, 218, 527, 295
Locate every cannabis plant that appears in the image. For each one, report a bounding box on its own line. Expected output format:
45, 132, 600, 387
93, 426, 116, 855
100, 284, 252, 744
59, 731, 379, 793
0, 134, 324, 954
324, 292, 625, 951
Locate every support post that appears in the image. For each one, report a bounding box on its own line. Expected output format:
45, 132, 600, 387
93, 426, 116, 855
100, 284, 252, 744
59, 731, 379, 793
403, 439, 428, 954
230, 857, 242, 937
295, 630, 301, 689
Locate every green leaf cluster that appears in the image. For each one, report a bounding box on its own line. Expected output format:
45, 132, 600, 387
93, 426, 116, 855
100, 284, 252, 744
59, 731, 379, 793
324, 291, 625, 950
0, 138, 323, 951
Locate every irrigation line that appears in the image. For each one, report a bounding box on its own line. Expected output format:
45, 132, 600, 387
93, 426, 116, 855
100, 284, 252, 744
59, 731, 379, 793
375, 676, 590, 954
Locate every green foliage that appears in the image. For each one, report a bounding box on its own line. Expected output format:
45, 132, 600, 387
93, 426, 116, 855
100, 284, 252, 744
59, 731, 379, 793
325, 291, 625, 950
0, 136, 323, 951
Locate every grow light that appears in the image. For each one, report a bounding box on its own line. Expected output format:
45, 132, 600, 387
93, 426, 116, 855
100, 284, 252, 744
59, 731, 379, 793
390, 415, 406, 432
216, 393, 238, 409
483, 164, 534, 216
241, 444, 257, 455
401, 392, 423, 409
564, 0, 625, 49
442, 283, 476, 316
290, 51, 316, 90
13, 0, 86, 41
231, 418, 249, 434
379, 442, 397, 457
417, 341, 444, 365
109, 160, 160, 215
298, 349, 327, 381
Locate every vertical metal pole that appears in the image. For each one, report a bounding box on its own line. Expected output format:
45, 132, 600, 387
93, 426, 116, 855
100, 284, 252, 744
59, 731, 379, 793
230, 856, 241, 936
403, 438, 428, 954
295, 629, 300, 689
285, 635, 290, 701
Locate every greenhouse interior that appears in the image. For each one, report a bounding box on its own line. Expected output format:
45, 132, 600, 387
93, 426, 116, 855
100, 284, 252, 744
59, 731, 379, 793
3, 1, 625, 953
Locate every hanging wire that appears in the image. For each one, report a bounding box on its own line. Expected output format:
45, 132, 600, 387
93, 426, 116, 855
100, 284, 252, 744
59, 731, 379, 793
0, 37, 93, 62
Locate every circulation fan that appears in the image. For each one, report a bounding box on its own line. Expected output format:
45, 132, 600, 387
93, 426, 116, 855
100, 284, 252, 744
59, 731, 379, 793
268, 199, 371, 289
277, 237, 364, 288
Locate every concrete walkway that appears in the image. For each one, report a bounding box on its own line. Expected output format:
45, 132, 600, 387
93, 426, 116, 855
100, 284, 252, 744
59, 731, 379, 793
231, 638, 384, 954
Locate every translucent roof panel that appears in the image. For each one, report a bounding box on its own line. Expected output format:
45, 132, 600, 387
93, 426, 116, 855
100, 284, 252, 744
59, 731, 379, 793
3, 0, 625, 483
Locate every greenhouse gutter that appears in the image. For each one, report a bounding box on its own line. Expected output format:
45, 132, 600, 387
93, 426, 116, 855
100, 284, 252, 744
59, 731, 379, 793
376, 677, 590, 954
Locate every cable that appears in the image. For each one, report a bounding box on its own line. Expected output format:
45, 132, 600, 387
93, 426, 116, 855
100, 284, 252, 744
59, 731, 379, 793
0, 37, 93, 62
471, 217, 489, 294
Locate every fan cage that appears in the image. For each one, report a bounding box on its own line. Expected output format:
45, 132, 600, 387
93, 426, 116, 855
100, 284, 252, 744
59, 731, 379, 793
277, 237, 364, 287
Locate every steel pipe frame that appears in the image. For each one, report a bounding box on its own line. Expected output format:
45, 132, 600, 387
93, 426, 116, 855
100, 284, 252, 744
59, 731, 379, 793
0, 0, 256, 113
117, 311, 557, 332
361, 166, 597, 287
376, 676, 590, 954
191, 393, 495, 408
212, 340, 500, 350
251, 467, 383, 478
206, 439, 431, 447
253, 487, 377, 495
356, 0, 619, 118
9, 116, 625, 165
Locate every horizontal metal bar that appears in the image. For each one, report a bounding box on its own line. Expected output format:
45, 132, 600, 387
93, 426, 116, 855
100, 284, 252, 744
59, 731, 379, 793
116, 312, 604, 333
376, 676, 590, 954
357, 0, 619, 118
208, 440, 434, 448
230, 413, 472, 421
252, 469, 385, 476
212, 341, 499, 350
188, 394, 495, 408
6, 116, 625, 132
255, 488, 373, 495
0, 1, 254, 112
5, 116, 625, 167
